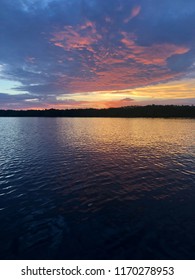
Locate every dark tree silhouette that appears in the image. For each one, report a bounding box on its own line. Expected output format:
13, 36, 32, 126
0, 105, 194, 118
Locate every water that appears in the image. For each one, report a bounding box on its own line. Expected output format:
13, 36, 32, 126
0, 117, 194, 260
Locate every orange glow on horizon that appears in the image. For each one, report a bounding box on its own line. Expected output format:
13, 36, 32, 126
8, 78, 193, 110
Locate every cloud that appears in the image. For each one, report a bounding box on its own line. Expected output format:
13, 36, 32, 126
51, 21, 101, 51
136, 0, 195, 46
121, 98, 134, 101
0, 92, 41, 109
0, 92, 134, 110
127, 78, 195, 99
1, 0, 195, 108
121, 32, 190, 66
124, 6, 141, 23
167, 51, 195, 72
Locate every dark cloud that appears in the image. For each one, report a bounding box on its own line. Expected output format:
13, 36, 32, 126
122, 98, 134, 102
167, 51, 195, 72
0, 92, 41, 109
0, 92, 90, 110
0, 93, 31, 102
136, 0, 195, 45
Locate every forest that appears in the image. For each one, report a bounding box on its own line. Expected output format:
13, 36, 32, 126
0, 105, 194, 118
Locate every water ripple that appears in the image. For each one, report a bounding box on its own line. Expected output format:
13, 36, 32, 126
0, 118, 194, 259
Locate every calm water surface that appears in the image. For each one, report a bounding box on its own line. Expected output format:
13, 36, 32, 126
0, 118, 195, 259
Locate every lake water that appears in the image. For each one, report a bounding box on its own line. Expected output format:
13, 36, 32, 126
0, 117, 195, 260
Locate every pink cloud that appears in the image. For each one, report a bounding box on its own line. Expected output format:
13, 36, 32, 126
51, 21, 101, 51
121, 32, 190, 65
49, 22, 190, 98
124, 6, 141, 23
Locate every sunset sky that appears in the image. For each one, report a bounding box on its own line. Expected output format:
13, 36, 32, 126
0, 0, 195, 109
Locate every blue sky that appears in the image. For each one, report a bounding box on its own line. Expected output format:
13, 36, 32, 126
0, 0, 195, 109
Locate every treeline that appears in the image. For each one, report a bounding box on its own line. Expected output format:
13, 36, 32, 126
0, 105, 194, 118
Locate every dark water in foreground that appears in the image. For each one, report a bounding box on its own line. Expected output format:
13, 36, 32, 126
0, 118, 195, 260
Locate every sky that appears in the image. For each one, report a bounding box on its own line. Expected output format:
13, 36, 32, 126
0, 0, 195, 109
